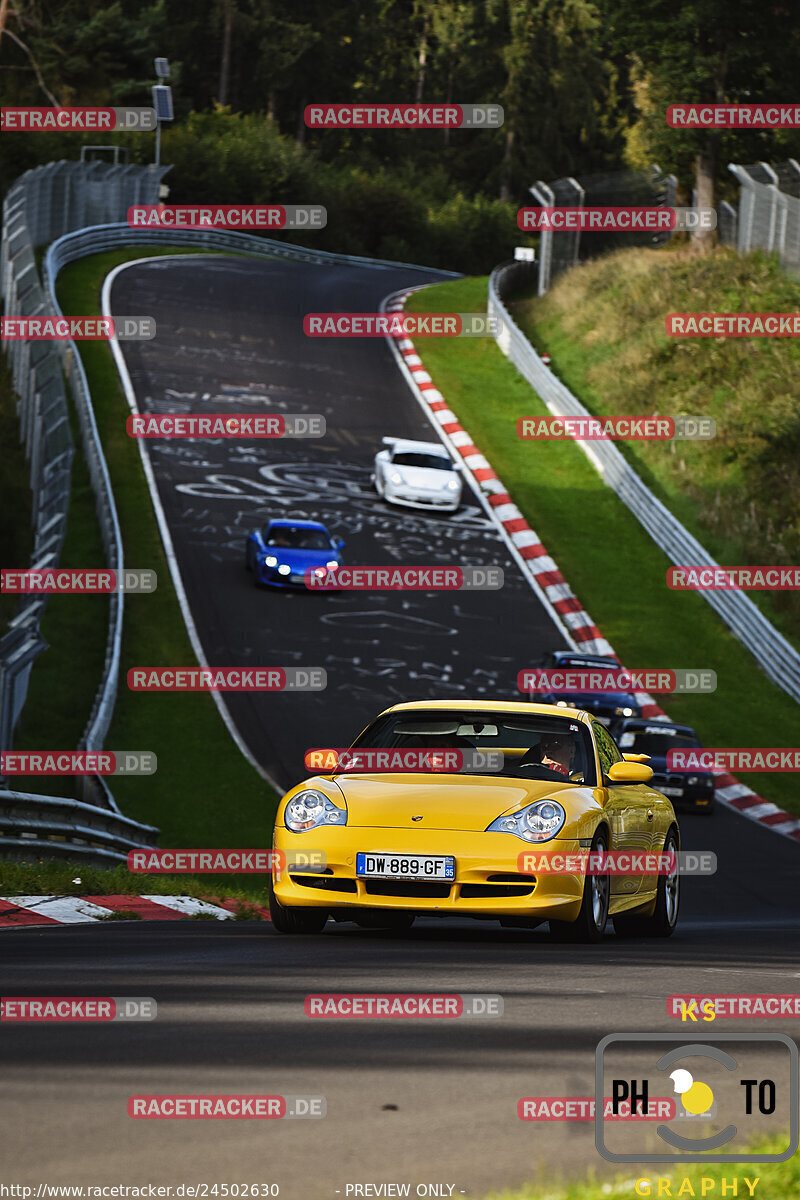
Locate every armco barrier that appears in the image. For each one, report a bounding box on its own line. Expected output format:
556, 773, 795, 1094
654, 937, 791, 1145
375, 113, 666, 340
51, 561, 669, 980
488, 261, 800, 704
0, 790, 159, 865
0, 162, 169, 777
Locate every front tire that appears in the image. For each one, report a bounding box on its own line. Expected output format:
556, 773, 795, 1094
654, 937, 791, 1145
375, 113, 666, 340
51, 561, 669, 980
549, 828, 609, 944
613, 826, 680, 939
269, 885, 328, 934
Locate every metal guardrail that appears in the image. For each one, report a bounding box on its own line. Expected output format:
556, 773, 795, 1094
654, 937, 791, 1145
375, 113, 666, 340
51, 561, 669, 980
0, 161, 169, 773
0, 790, 159, 865
488, 260, 800, 704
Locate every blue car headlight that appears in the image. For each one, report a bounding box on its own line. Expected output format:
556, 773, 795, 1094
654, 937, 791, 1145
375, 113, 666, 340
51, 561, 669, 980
486, 799, 566, 842
264, 555, 278, 568
284, 789, 347, 833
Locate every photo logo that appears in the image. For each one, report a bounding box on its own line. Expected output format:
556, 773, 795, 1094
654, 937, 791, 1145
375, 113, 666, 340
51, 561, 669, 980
128, 1095, 325, 1119
127, 849, 289, 873
595, 1032, 799, 1163
0, 997, 156, 1021
669, 996, 800, 1021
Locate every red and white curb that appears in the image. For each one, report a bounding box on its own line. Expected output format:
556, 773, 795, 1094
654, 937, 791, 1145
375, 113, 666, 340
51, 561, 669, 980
384, 292, 800, 846
0, 895, 270, 928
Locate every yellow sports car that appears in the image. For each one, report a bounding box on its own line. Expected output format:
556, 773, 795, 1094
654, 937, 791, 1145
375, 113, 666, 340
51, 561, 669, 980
270, 700, 680, 942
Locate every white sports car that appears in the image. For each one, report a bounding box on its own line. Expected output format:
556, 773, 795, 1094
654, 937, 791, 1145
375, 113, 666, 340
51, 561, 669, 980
372, 437, 463, 512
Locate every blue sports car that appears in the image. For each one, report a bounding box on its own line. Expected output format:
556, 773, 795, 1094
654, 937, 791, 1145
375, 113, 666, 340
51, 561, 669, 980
245, 519, 345, 590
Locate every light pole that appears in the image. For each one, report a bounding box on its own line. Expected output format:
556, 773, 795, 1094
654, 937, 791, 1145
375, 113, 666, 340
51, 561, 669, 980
152, 57, 173, 166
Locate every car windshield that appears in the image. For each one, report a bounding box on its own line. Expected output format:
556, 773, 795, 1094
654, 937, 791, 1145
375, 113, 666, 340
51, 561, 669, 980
350, 710, 597, 784
619, 729, 701, 757
265, 527, 331, 550
392, 452, 452, 472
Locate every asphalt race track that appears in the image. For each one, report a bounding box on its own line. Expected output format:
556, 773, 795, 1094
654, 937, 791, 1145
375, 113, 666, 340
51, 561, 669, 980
2, 255, 796, 1199
108, 254, 567, 789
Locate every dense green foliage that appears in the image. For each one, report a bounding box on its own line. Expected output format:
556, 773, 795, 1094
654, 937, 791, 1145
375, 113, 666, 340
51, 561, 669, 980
3, 1, 799, 269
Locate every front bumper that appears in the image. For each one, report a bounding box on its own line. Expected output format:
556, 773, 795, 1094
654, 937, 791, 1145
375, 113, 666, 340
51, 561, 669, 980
383, 488, 460, 512
273, 827, 585, 919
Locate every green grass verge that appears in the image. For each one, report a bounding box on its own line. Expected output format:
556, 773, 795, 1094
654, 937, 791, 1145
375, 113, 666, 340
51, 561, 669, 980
0, 357, 34, 630
0, 859, 269, 912
512, 246, 800, 647
0, 246, 280, 897
483, 1138, 795, 1199
405, 278, 800, 817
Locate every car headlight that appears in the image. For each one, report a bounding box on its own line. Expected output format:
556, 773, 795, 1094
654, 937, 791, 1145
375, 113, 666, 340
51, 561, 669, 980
389, 471, 403, 485
264, 555, 278, 567
686, 775, 714, 788
556, 700, 568, 707
278, 564, 291, 576
486, 799, 566, 843
325, 560, 339, 570
446, 477, 460, 490
614, 706, 634, 717
284, 789, 347, 833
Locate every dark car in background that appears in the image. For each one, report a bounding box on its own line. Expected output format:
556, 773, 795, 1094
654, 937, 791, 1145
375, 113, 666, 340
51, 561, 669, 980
615, 718, 715, 815
529, 650, 641, 729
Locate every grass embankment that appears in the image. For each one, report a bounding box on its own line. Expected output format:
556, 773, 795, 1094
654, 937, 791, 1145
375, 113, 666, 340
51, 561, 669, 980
1, 248, 279, 900
514, 246, 800, 646
483, 1138, 796, 1199
405, 275, 800, 817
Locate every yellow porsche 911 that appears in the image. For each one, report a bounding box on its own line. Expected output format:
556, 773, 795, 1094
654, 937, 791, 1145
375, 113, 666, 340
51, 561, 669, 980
269, 700, 680, 943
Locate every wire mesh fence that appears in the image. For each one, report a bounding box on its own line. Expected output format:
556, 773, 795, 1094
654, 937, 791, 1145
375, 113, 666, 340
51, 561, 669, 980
728, 160, 800, 276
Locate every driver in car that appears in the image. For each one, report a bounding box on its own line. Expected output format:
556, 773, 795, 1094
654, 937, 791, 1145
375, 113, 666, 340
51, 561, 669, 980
538, 734, 576, 777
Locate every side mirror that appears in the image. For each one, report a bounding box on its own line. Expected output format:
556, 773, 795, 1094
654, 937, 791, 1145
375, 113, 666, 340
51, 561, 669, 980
623, 753, 651, 763
337, 540, 345, 550
605, 761, 653, 785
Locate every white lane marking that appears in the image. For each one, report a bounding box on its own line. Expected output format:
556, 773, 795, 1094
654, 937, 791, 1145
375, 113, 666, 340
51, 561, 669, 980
5, 896, 114, 923
141, 895, 233, 919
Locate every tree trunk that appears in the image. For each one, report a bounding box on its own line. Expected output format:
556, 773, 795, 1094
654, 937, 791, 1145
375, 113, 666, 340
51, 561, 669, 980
692, 135, 715, 254
218, 0, 233, 107
499, 127, 515, 202
415, 19, 428, 101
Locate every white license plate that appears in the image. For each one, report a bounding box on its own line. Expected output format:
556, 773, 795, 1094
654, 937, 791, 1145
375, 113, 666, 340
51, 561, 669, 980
661, 786, 684, 797
356, 853, 455, 880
